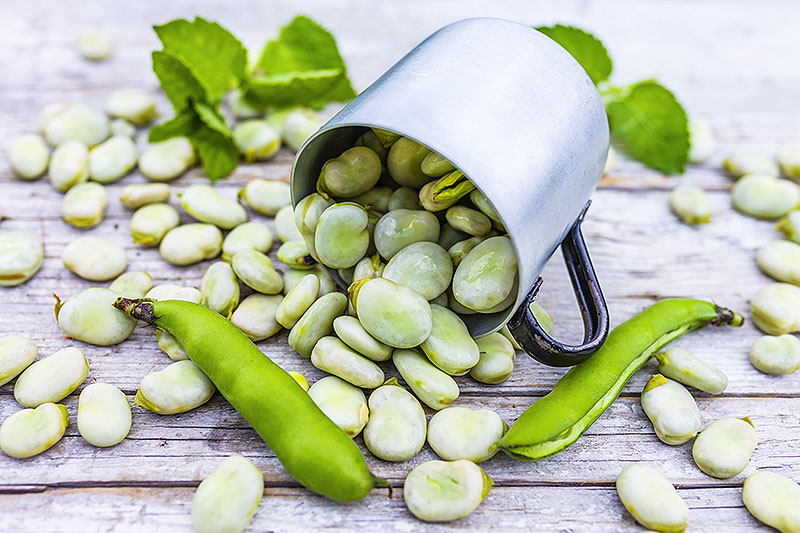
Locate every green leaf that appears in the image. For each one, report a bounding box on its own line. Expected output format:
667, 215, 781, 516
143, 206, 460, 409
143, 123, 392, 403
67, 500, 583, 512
251, 15, 356, 107
192, 101, 231, 137
151, 51, 206, 112
189, 125, 240, 181
243, 68, 345, 109
148, 111, 199, 142
154, 17, 247, 102
605, 80, 689, 174
536, 25, 613, 85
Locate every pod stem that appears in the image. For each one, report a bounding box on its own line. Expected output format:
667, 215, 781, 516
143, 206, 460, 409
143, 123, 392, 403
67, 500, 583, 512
371, 475, 392, 498
113, 297, 158, 325
712, 306, 744, 327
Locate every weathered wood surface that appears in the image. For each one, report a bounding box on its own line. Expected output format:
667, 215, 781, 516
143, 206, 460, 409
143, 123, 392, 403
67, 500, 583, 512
1, 0, 799, 531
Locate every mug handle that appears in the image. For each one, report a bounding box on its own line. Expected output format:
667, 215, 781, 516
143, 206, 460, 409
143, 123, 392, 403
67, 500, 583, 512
507, 201, 609, 367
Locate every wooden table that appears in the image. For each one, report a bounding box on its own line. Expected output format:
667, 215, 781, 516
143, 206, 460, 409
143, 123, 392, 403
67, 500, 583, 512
1, 0, 798, 531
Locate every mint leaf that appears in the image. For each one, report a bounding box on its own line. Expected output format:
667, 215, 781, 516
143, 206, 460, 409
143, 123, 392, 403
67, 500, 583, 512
152, 51, 206, 112
536, 25, 612, 85
189, 125, 240, 181
243, 68, 345, 109
148, 111, 198, 142
248, 15, 356, 108
605, 80, 689, 174
193, 101, 230, 136
154, 17, 247, 102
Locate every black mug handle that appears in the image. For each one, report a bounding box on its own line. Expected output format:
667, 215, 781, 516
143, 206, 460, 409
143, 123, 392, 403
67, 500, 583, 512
507, 201, 609, 367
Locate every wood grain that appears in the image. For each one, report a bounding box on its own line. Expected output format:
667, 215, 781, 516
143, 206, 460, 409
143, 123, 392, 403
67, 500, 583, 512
1, 0, 799, 531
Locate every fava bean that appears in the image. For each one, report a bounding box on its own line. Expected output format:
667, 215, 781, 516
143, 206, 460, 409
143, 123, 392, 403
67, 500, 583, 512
688, 117, 716, 164
146, 284, 202, 303
283, 265, 336, 296
8, 133, 49, 180
201, 261, 240, 317
109, 118, 137, 138
333, 315, 392, 362
109, 270, 153, 298
669, 185, 712, 225
749, 334, 800, 375
0, 231, 43, 286
446, 206, 492, 236
723, 153, 779, 178
776, 210, 800, 243
429, 407, 505, 464
438, 224, 469, 251
641, 375, 701, 445
180, 184, 247, 229
105, 89, 157, 126
387, 137, 432, 188
419, 170, 474, 212
277, 240, 316, 269
351, 186, 392, 214
404, 460, 492, 522
421, 305, 479, 375
373, 209, 440, 260
351, 278, 432, 348
274, 204, 303, 243
230, 294, 283, 341
470, 332, 515, 384
308, 375, 369, 437
0, 403, 68, 458
77, 383, 131, 447
757, 240, 800, 285
311, 336, 385, 389
88, 135, 137, 183
288, 292, 348, 357
135, 360, 214, 414
421, 151, 456, 177
221, 221, 274, 263
371, 128, 400, 148
294, 193, 333, 259
353, 130, 388, 162
732, 174, 800, 219
48, 139, 89, 192
469, 189, 505, 230
234, 120, 281, 162
314, 203, 370, 269
238, 179, 291, 216
393, 349, 459, 410
159, 223, 222, 266
742, 471, 800, 533
43, 104, 109, 147
119, 183, 170, 209
777, 145, 800, 179
388, 187, 421, 211
139, 137, 196, 181
62, 236, 127, 281
77, 30, 112, 61
130, 203, 179, 246
281, 108, 321, 152
499, 299, 742, 460
448, 236, 483, 268
382, 241, 453, 300
228, 89, 262, 119
655, 347, 728, 394
62, 182, 107, 228
232, 250, 283, 294
276, 274, 320, 329
55, 288, 137, 345
14, 346, 89, 407
692, 417, 757, 479
192, 455, 264, 533
114, 298, 376, 501
318, 147, 382, 198
157, 330, 189, 361
352, 254, 384, 283
363, 380, 426, 461
453, 236, 517, 312
750, 283, 800, 335
616, 464, 689, 533
0, 336, 37, 387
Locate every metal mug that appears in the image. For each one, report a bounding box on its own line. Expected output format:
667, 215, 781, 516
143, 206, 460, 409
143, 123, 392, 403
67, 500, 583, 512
291, 17, 610, 367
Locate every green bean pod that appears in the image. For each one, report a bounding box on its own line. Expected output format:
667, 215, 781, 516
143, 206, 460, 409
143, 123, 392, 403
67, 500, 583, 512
113, 298, 379, 502
497, 299, 742, 461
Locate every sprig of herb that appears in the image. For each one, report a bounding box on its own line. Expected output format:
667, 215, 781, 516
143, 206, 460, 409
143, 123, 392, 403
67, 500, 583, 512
537, 24, 689, 175
150, 15, 355, 181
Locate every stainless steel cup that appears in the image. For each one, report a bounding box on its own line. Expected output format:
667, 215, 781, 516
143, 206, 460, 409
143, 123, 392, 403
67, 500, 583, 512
291, 17, 610, 366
